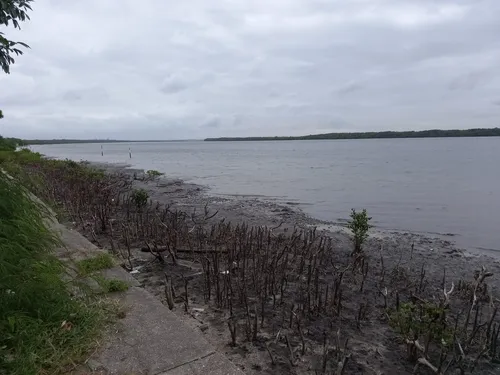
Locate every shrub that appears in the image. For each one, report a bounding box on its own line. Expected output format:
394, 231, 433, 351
347, 208, 372, 254
146, 169, 164, 179
0, 148, 43, 166
390, 301, 452, 363
391, 302, 451, 343
131, 188, 149, 209
146, 169, 164, 186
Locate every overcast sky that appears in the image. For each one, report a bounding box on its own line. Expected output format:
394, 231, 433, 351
1, 0, 499, 139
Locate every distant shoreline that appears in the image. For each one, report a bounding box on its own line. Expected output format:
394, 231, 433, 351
205, 127, 500, 141
20, 127, 500, 145
24, 139, 195, 145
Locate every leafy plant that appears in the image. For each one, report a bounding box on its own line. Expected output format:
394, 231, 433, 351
390, 302, 452, 352
146, 169, 164, 186
0, 0, 32, 74
131, 188, 149, 210
1, 0, 33, 121
347, 208, 372, 254
146, 169, 164, 179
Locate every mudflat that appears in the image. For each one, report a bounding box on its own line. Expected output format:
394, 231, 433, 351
64, 162, 500, 375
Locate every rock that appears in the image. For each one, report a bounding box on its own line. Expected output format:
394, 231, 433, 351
87, 359, 106, 372
199, 324, 209, 332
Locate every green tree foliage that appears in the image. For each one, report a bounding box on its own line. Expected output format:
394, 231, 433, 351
0, 0, 32, 74
0, 136, 25, 150
1, 0, 32, 122
0, 136, 16, 151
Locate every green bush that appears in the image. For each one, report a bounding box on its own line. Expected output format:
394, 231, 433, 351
146, 169, 164, 186
0, 148, 42, 165
0, 136, 18, 152
347, 209, 372, 254
390, 301, 452, 360
146, 169, 164, 179
131, 188, 149, 209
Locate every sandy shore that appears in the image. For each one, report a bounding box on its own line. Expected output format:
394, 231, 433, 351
81, 161, 500, 375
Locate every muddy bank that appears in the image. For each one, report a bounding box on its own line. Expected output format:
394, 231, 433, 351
91, 161, 496, 267
75, 161, 500, 375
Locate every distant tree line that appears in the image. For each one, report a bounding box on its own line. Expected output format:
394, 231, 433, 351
24, 139, 128, 145
205, 127, 500, 141
24, 139, 192, 145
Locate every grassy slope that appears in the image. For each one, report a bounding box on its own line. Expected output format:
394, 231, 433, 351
0, 148, 111, 375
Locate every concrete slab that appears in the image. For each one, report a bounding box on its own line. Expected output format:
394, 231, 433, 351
50, 216, 244, 375
52, 221, 106, 262
94, 286, 215, 375
160, 353, 245, 375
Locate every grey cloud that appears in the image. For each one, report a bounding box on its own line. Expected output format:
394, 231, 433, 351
200, 117, 220, 129
336, 82, 364, 96
62, 87, 108, 102
448, 69, 496, 91
160, 76, 190, 94
1, 0, 500, 139
62, 91, 82, 101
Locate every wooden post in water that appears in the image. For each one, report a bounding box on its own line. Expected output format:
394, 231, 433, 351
129, 147, 132, 159
101, 145, 103, 156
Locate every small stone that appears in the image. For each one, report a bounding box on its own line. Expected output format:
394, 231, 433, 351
199, 324, 209, 332
86, 359, 105, 372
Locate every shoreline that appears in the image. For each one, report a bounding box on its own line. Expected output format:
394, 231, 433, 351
40, 158, 500, 374
31, 143, 500, 255
89, 160, 496, 261
85, 161, 500, 375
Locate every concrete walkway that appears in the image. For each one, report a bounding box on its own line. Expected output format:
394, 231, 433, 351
52, 221, 244, 375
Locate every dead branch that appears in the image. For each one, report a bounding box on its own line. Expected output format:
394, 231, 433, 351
164, 272, 175, 310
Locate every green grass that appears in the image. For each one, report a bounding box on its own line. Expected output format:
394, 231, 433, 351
77, 254, 129, 294
0, 172, 113, 375
77, 253, 114, 275
100, 278, 129, 293
91, 275, 129, 294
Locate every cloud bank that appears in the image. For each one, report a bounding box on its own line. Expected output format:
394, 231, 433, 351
1, 0, 499, 139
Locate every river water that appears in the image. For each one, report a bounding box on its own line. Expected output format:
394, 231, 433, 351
32, 138, 500, 254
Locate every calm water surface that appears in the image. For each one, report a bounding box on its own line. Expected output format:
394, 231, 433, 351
32, 138, 500, 254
